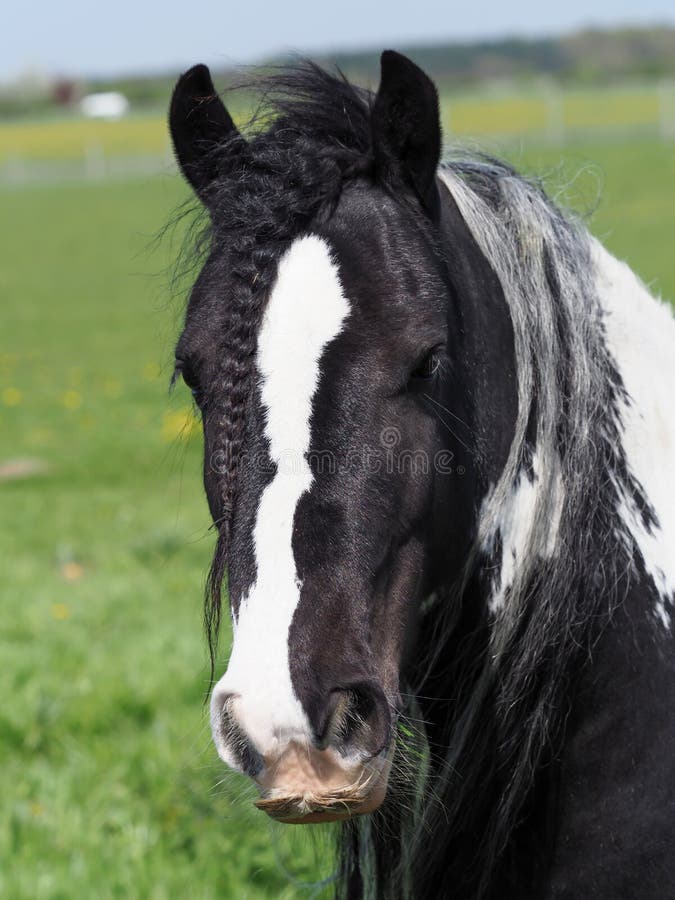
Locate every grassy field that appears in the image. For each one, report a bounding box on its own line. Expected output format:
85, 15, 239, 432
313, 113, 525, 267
1, 132, 674, 899
0, 175, 335, 899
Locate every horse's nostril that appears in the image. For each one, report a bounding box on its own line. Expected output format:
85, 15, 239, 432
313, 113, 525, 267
315, 683, 392, 756
212, 692, 264, 777
313, 690, 350, 749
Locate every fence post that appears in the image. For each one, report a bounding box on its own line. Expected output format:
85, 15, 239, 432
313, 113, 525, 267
659, 78, 675, 141
545, 84, 565, 145
4, 157, 27, 186
84, 142, 105, 180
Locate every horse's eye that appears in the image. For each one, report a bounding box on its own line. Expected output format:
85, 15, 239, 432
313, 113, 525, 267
174, 358, 204, 405
409, 349, 441, 382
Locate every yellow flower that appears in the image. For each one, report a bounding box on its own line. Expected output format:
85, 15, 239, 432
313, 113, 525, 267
2, 387, 21, 406
103, 379, 122, 399
142, 362, 161, 381
51, 603, 70, 620
62, 390, 82, 410
67, 366, 83, 386
28, 428, 53, 445
161, 408, 198, 443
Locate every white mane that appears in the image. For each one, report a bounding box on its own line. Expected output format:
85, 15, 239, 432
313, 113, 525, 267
438, 160, 675, 633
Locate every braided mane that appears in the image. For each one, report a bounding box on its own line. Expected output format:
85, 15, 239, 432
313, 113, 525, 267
198, 65, 377, 662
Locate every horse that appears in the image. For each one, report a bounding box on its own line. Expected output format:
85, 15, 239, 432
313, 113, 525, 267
167, 52, 675, 899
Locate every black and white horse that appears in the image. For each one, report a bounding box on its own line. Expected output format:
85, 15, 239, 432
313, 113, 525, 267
168, 53, 675, 898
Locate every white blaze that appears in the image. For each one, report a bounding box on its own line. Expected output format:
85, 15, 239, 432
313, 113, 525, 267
592, 239, 675, 627
211, 235, 350, 761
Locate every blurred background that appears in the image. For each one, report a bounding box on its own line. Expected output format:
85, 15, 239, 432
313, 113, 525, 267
2, 2, 674, 897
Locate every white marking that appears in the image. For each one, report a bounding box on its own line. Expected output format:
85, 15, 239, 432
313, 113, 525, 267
592, 239, 675, 627
211, 235, 350, 765
483, 451, 564, 613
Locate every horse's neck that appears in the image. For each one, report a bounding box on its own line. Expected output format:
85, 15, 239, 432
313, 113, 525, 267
529, 577, 675, 898
516, 243, 675, 898
495, 578, 675, 899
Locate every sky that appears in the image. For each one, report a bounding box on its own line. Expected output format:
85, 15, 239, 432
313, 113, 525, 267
4, 0, 675, 82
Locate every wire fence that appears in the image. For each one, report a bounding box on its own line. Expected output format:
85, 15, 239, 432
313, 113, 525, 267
1, 80, 674, 188
0, 152, 176, 187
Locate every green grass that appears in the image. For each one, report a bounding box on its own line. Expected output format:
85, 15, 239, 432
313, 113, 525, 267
511, 139, 675, 299
1, 137, 673, 898
0, 176, 335, 898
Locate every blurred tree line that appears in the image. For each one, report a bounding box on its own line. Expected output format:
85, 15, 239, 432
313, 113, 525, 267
2, 25, 675, 120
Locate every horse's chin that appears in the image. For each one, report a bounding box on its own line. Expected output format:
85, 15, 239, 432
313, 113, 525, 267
254, 782, 388, 824
253, 744, 393, 825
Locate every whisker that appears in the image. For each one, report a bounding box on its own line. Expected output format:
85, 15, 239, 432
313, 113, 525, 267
421, 393, 473, 453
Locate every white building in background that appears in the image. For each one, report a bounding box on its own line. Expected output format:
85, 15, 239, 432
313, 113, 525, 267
80, 92, 129, 120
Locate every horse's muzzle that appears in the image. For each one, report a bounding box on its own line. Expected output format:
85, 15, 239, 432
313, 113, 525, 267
252, 741, 393, 824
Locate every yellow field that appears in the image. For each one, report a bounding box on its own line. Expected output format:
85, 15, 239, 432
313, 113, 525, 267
444, 96, 548, 136
0, 116, 169, 162
444, 87, 662, 137
0, 86, 668, 162
561, 88, 661, 129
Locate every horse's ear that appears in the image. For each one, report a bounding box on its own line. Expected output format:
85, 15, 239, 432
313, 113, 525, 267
169, 64, 242, 204
371, 51, 442, 216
